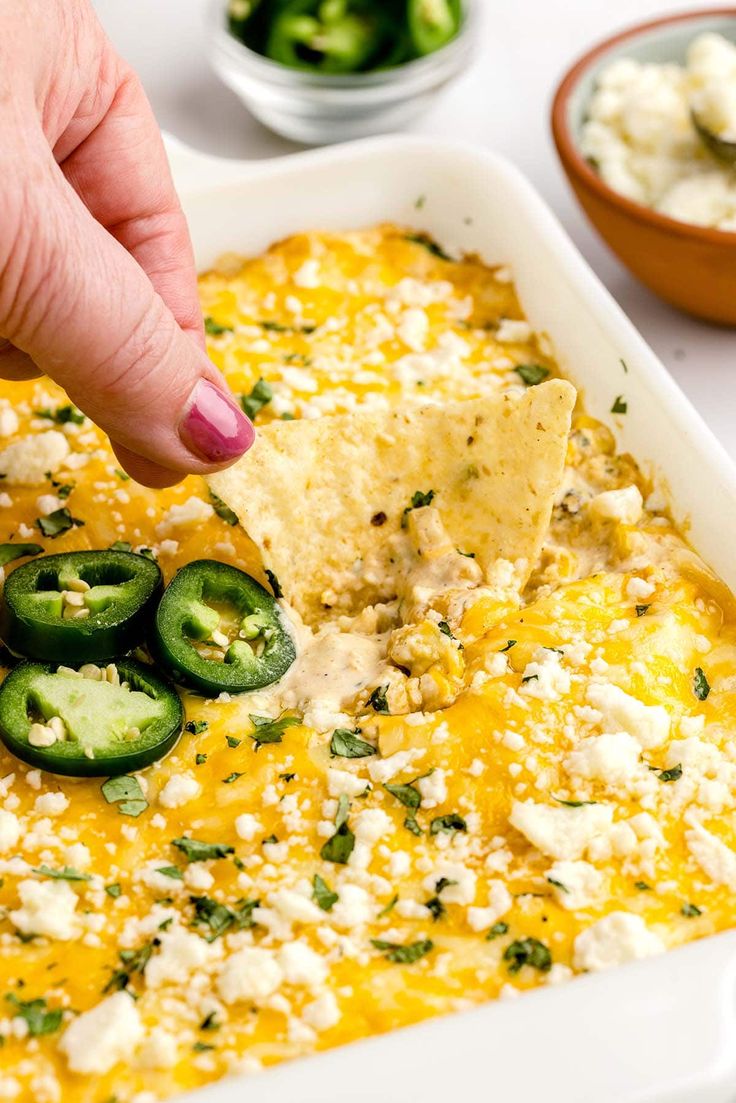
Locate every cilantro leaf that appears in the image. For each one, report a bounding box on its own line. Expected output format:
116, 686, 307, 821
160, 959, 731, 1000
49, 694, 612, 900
384, 781, 421, 811
240, 378, 273, 421
312, 874, 338, 912
370, 938, 434, 964
186, 720, 208, 736
101, 776, 148, 817
657, 763, 682, 783
404, 233, 452, 260
5, 994, 62, 1036
249, 713, 299, 750
367, 685, 390, 714
503, 937, 552, 974
32, 865, 91, 882
0, 543, 42, 567
514, 364, 549, 387
209, 491, 238, 526
330, 728, 376, 759
486, 921, 509, 940
204, 317, 233, 336
694, 667, 710, 701
172, 838, 235, 863
36, 404, 84, 425
401, 489, 436, 528
264, 568, 283, 598
37, 508, 84, 538
681, 902, 702, 918
611, 395, 628, 414
429, 814, 467, 836
320, 795, 355, 865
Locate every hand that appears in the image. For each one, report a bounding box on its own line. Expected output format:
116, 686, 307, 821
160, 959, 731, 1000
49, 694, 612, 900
0, 0, 254, 487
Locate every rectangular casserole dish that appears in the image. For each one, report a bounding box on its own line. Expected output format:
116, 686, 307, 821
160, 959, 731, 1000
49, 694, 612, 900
166, 134, 736, 1103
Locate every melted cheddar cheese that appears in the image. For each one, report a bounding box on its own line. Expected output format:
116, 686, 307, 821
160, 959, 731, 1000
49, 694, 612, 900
1, 226, 735, 1103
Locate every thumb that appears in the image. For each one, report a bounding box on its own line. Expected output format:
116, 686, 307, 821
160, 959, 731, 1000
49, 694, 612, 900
0, 155, 253, 485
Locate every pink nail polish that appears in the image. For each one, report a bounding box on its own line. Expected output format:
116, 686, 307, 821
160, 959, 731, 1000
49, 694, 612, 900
180, 380, 254, 463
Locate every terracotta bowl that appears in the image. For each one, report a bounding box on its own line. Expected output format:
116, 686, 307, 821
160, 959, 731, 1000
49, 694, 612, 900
551, 9, 736, 325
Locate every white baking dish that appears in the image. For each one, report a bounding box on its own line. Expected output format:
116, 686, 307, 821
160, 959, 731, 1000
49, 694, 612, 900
165, 134, 736, 1103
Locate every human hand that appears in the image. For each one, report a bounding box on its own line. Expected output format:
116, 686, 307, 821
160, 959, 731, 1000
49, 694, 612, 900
0, 0, 254, 487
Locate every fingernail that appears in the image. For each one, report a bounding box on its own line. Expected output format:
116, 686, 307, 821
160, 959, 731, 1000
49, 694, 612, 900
180, 379, 254, 463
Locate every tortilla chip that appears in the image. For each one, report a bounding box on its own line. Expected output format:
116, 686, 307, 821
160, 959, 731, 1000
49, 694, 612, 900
209, 380, 576, 624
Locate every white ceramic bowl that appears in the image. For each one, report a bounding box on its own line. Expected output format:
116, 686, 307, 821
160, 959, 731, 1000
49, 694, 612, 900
205, 0, 477, 144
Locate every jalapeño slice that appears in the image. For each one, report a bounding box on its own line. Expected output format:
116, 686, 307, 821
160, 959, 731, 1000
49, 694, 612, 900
151, 560, 296, 695
0, 550, 162, 664
0, 658, 183, 776
408, 0, 462, 55
266, 0, 385, 74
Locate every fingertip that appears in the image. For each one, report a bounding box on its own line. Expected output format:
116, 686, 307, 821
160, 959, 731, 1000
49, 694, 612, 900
111, 442, 185, 489
178, 378, 255, 465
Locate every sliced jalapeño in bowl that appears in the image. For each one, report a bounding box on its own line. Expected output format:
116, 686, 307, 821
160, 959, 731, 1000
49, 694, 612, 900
0, 658, 184, 776
152, 559, 296, 695
0, 550, 163, 664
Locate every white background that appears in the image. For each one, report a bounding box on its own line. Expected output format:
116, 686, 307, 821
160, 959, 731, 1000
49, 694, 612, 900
94, 0, 736, 457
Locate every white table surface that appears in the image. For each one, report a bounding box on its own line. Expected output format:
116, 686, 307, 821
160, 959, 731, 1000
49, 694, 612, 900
94, 0, 736, 459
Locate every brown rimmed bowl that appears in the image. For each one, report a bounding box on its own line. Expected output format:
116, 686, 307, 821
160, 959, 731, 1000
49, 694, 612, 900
551, 9, 736, 325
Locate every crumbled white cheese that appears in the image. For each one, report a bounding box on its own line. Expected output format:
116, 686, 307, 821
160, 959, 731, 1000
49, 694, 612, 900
59, 992, 143, 1074
33, 791, 69, 817
137, 1027, 178, 1070
509, 800, 614, 861
0, 404, 19, 437
10, 878, 79, 940
145, 926, 219, 987
217, 947, 284, 1004
519, 647, 571, 702
589, 486, 643, 526
496, 319, 532, 343
685, 818, 736, 889
327, 768, 368, 799
293, 258, 322, 289
278, 941, 328, 987
564, 731, 642, 786
573, 912, 665, 972
0, 430, 69, 485
466, 880, 512, 931
586, 682, 670, 749
235, 812, 262, 841
0, 810, 20, 852
156, 496, 214, 536
367, 749, 422, 784
330, 883, 374, 929
422, 860, 476, 905
302, 990, 340, 1031
158, 773, 200, 809
417, 768, 447, 809
269, 887, 323, 925
546, 860, 605, 910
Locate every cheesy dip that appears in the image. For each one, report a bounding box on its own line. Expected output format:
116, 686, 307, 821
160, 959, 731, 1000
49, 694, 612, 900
1, 225, 736, 1103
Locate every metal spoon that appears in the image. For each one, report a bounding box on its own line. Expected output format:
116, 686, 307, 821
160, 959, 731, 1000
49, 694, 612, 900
691, 107, 736, 166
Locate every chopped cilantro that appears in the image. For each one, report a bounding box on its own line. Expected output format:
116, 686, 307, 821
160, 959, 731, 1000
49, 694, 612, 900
264, 568, 283, 598
404, 233, 451, 260
110, 540, 132, 552
514, 364, 549, 387
370, 938, 434, 964
430, 814, 467, 836
279, 772, 296, 783
320, 795, 355, 865
546, 876, 568, 893
5, 994, 62, 1036
186, 720, 208, 735
249, 713, 299, 750
330, 728, 376, 759
694, 667, 711, 701
499, 639, 517, 652
189, 895, 259, 942
240, 378, 273, 421
195, 753, 208, 766
378, 894, 398, 917
37, 508, 84, 538
634, 881, 652, 891
312, 874, 338, 912
36, 403, 84, 425
156, 866, 183, 880
204, 317, 233, 336
226, 735, 241, 748
657, 763, 682, 783
105, 883, 122, 898
424, 895, 445, 921
101, 775, 148, 817
384, 781, 421, 811
681, 902, 702, 918
0, 543, 42, 568
172, 838, 235, 863
32, 865, 91, 882
486, 921, 509, 940
209, 491, 238, 526
200, 1012, 220, 1032
103, 940, 156, 994
611, 395, 628, 414
553, 796, 598, 808
222, 772, 243, 784
401, 488, 436, 528
503, 937, 552, 974
636, 604, 651, 617
404, 815, 422, 836
193, 1041, 215, 1053
367, 685, 390, 714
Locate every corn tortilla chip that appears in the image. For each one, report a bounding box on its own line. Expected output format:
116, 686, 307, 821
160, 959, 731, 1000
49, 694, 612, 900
209, 380, 576, 624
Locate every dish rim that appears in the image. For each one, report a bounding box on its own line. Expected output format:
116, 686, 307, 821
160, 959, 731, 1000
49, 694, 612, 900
550, 6, 736, 246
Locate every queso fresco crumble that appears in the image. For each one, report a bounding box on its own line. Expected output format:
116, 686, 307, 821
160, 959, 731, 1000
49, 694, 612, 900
582, 31, 736, 229
1, 225, 736, 1103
